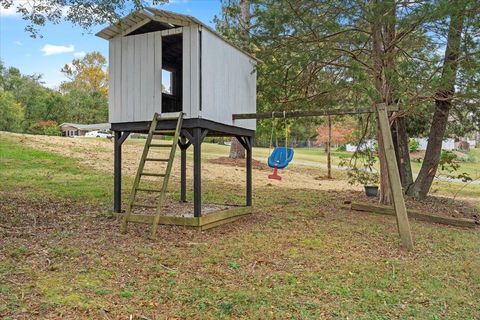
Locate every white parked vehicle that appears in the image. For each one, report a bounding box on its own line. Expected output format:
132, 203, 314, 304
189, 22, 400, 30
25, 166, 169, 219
85, 130, 113, 139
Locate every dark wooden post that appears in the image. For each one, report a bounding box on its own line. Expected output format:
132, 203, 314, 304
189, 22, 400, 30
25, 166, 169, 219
246, 136, 253, 206
114, 131, 122, 213
180, 136, 187, 202
113, 131, 130, 213
193, 128, 202, 217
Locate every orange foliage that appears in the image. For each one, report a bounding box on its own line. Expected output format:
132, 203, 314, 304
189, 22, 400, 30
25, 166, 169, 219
315, 123, 353, 146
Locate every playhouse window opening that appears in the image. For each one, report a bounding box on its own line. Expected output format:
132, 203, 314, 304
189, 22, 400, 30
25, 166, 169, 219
162, 69, 172, 94
161, 34, 183, 113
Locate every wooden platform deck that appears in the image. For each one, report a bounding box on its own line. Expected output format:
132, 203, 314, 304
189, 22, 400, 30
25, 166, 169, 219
117, 204, 252, 231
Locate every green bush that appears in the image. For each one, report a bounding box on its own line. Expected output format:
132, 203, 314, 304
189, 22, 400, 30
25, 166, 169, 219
408, 138, 420, 152
29, 120, 61, 136
337, 144, 346, 151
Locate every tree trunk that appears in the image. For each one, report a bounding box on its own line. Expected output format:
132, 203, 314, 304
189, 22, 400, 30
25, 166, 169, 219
394, 115, 414, 190
371, 1, 391, 204
407, 7, 465, 200
382, 0, 414, 195
229, 0, 250, 159
327, 115, 332, 179
229, 138, 246, 158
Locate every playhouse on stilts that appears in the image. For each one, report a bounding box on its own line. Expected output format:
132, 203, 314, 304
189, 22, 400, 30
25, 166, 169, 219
96, 8, 257, 236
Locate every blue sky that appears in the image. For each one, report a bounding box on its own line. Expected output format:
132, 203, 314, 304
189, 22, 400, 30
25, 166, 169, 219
0, 0, 221, 89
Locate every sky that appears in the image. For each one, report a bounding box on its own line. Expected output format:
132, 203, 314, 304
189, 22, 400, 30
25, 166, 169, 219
0, 0, 221, 89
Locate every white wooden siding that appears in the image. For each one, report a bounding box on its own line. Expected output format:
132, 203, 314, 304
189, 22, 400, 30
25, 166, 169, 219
109, 32, 163, 123
200, 28, 256, 130
108, 26, 256, 130
182, 25, 200, 118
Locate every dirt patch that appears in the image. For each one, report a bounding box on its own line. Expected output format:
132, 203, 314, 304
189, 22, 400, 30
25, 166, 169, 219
341, 191, 479, 221
208, 156, 270, 171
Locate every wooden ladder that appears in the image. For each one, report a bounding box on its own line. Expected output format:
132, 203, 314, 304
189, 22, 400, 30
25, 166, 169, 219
121, 112, 184, 238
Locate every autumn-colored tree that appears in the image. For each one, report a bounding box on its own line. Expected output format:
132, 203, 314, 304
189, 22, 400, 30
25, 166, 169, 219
316, 118, 353, 179
60, 52, 109, 124
60, 51, 108, 96
316, 123, 353, 147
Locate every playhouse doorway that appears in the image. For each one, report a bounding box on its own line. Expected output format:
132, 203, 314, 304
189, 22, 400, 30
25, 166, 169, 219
162, 34, 183, 113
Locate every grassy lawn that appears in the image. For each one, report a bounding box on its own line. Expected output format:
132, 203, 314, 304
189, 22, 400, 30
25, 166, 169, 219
1, 135, 479, 319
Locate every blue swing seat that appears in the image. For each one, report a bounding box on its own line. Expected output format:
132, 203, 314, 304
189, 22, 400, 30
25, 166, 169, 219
268, 147, 294, 169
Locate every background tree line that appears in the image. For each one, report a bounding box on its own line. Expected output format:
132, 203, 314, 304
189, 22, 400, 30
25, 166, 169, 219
0, 51, 108, 135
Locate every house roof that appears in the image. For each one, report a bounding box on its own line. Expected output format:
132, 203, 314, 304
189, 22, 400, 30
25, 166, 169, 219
59, 123, 111, 131
95, 8, 258, 61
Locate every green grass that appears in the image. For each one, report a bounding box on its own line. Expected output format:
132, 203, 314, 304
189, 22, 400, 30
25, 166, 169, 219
0, 137, 114, 204
1, 134, 479, 319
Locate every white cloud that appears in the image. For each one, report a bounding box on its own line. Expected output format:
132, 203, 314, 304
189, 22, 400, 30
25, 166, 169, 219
0, 5, 20, 17
14, 40, 22, 46
41, 44, 75, 56
73, 51, 86, 58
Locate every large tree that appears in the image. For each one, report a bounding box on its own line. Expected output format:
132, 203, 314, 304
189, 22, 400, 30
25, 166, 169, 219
407, 0, 472, 199
60, 51, 108, 96
60, 52, 109, 123
217, 0, 480, 203
217, 0, 433, 204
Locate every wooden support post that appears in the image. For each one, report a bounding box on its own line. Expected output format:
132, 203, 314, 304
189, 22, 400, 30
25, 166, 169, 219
193, 128, 202, 217
327, 115, 332, 179
113, 131, 130, 213
180, 136, 187, 203
377, 104, 414, 250
246, 136, 253, 206
114, 131, 122, 213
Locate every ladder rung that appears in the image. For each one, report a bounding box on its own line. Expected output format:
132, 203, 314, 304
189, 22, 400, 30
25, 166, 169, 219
136, 188, 163, 192
153, 130, 176, 134
150, 143, 173, 148
132, 203, 157, 208
141, 172, 166, 177
156, 116, 180, 121
145, 158, 169, 162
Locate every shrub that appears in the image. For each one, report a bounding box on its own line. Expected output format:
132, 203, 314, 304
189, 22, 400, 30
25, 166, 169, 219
29, 120, 61, 136
409, 138, 420, 152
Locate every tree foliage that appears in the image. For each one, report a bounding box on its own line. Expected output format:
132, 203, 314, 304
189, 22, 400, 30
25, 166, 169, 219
0, 0, 168, 37
60, 51, 108, 96
0, 51, 109, 134
216, 0, 480, 201
0, 90, 24, 132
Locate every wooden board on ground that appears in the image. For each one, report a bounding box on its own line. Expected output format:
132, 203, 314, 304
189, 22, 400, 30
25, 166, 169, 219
351, 202, 479, 229
117, 205, 253, 230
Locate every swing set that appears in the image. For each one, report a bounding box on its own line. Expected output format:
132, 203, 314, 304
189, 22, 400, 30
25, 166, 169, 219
232, 104, 415, 251
267, 111, 294, 180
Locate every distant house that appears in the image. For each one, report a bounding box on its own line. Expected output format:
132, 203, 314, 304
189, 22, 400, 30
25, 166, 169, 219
416, 137, 455, 151
59, 123, 110, 137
